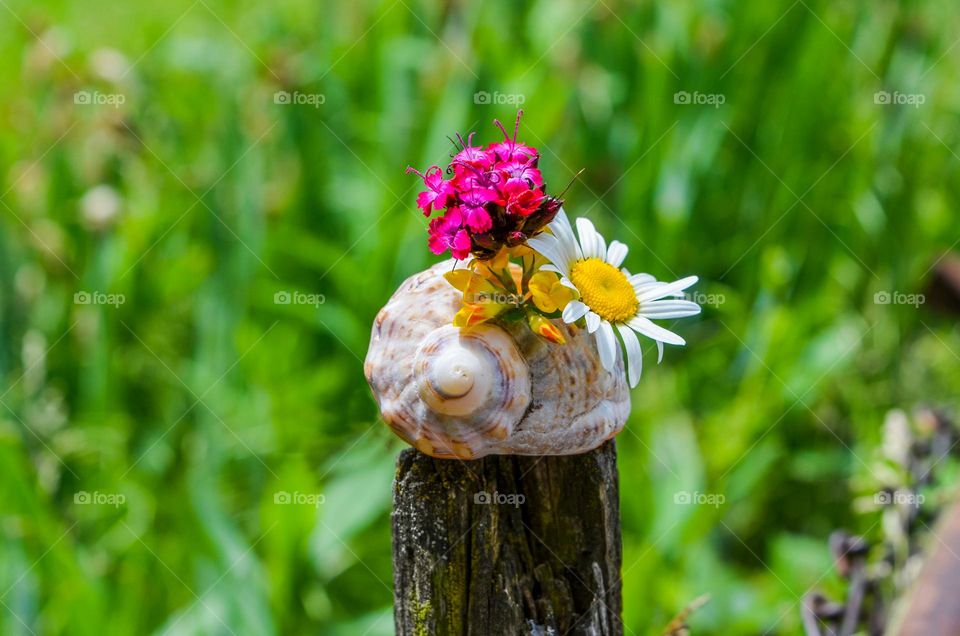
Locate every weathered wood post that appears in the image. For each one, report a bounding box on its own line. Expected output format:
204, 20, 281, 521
392, 442, 622, 635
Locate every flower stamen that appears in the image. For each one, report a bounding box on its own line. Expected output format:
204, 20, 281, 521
569, 258, 638, 323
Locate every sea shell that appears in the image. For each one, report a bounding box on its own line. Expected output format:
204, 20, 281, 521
364, 260, 630, 459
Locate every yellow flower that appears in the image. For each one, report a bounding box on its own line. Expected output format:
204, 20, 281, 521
487, 247, 511, 271
508, 244, 534, 259
528, 271, 578, 314
444, 269, 511, 330
471, 249, 525, 294
445, 269, 495, 298
527, 314, 566, 344
453, 302, 505, 329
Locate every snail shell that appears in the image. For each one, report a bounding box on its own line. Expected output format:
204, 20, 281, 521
364, 260, 630, 459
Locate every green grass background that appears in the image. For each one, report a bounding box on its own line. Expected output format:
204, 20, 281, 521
1, 0, 958, 633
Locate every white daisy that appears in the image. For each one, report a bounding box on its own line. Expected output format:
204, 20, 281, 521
527, 209, 701, 388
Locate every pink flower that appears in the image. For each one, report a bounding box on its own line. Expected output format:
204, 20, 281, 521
427, 208, 473, 259
406, 165, 453, 216
459, 185, 498, 209
487, 141, 538, 164
450, 230, 472, 259
489, 111, 540, 164
463, 206, 492, 232
495, 160, 544, 189
408, 110, 563, 260
459, 186, 497, 232
452, 133, 493, 172
450, 169, 492, 193
499, 178, 543, 217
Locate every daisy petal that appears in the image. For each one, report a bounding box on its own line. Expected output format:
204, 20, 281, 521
585, 311, 601, 333
634, 281, 669, 296
638, 300, 702, 319
576, 217, 605, 259
637, 275, 699, 302
657, 340, 664, 364
616, 323, 643, 388
551, 208, 583, 262
627, 315, 686, 346
629, 272, 655, 286
559, 276, 579, 291
541, 264, 562, 274
527, 235, 571, 277
562, 300, 589, 323
595, 321, 617, 372
594, 228, 607, 261
552, 207, 574, 235
606, 240, 629, 268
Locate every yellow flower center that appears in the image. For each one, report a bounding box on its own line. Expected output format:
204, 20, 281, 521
569, 258, 638, 323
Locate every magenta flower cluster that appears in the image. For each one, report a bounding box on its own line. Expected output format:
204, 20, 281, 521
407, 111, 562, 260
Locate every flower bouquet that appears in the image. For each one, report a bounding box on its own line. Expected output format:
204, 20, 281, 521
365, 112, 700, 459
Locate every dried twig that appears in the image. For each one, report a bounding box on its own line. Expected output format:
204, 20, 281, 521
660, 594, 711, 636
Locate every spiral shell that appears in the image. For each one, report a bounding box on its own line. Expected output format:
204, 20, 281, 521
364, 260, 630, 459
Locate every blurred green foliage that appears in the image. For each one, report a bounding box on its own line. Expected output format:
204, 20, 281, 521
1, 0, 958, 633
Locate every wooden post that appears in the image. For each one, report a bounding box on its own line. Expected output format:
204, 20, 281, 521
391, 441, 622, 635
889, 502, 960, 635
